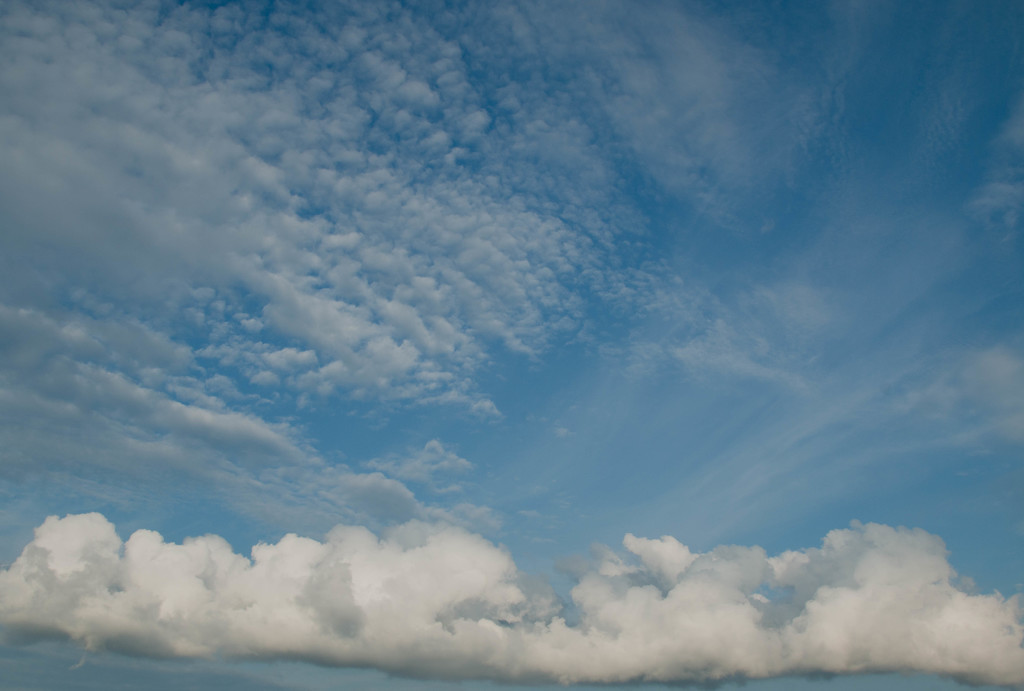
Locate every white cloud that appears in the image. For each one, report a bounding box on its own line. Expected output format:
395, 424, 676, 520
0, 0, 676, 537
670, 317, 809, 390
896, 345, 1024, 444
753, 282, 832, 335
0, 0, 631, 413
960, 346, 1024, 442
971, 93, 1024, 232
615, 279, 821, 389
0, 303, 488, 533
0, 304, 307, 479
503, 1, 821, 227
366, 440, 473, 485
1, 5, 1020, 685
2, 514, 1021, 686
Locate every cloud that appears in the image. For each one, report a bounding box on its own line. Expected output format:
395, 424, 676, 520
0, 0, 668, 536
2, 514, 1021, 686
219, 460, 499, 537
670, 317, 809, 390
896, 345, 1024, 445
1, 4, 1021, 687
0, 305, 308, 480
961, 347, 1024, 442
0, 0, 634, 413
366, 439, 473, 485
613, 278, 826, 389
0, 303, 490, 530
971, 93, 1024, 232
506, 0, 821, 228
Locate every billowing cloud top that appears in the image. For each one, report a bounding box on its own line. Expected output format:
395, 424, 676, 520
2, 514, 1022, 686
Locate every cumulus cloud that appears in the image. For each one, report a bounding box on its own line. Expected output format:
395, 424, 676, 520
2, 514, 1021, 686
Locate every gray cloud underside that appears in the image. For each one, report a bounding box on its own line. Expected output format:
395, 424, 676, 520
1, 514, 1022, 687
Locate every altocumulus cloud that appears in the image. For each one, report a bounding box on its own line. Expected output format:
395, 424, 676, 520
0, 0, 633, 414
1, 513, 1022, 686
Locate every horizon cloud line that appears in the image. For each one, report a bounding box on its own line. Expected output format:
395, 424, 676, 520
0, 513, 1022, 687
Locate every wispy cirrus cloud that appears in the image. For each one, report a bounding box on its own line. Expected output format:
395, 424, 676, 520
366, 439, 472, 487
896, 345, 1024, 445
971, 91, 1024, 244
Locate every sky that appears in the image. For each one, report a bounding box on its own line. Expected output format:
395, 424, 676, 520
0, 0, 1023, 689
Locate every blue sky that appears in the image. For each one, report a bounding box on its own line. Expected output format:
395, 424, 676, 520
1, 0, 1023, 689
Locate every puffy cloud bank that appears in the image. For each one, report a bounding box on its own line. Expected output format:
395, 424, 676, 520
1, 514, 1022, 686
